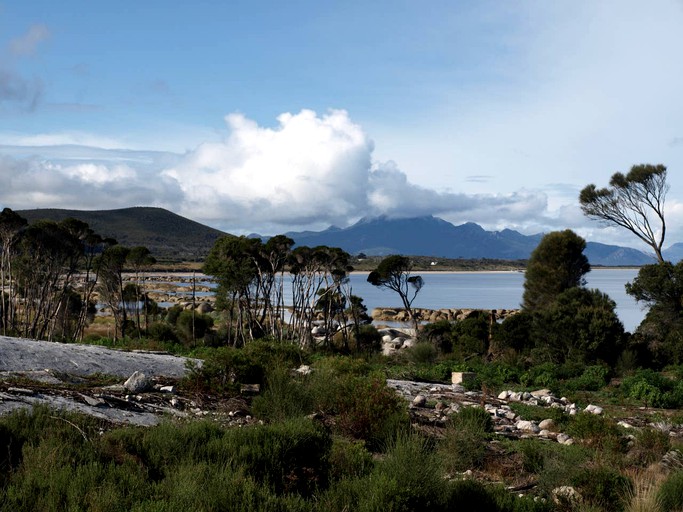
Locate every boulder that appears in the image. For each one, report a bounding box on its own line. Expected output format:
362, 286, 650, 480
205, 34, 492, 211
124, 371, 151, 393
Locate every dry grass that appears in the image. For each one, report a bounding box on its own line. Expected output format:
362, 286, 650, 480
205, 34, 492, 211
624, 467, 667, 512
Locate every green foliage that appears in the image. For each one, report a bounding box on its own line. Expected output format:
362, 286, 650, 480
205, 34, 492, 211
440, 406, 492, 472
621, 368, 683, 408
367, 255, 423, 329
628, 428, 670, 466
580, 164, 668, 263
566, 413, 623, 451
175, 309, 214, 344
626, 261, 683, 365
251, 365, 313, 422
658, 470, 683, 512
571, 466, 633, 512
494, 311, 534, 354
405, 341, 438, 364
327, 437, 374, 481
522, 230, 590, 312
147, 321, 179, 343
183, 339, 305, 394
530, 287, 625, 365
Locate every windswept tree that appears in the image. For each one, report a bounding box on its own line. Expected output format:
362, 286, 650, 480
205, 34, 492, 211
580, 164, 668, 262
127, 246, 157, 334
522, 230, 590, 312
367, 255, 423, 331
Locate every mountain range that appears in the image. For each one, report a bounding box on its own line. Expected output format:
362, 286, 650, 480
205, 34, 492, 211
14, 207, 665, 266
282, 215, 657, 266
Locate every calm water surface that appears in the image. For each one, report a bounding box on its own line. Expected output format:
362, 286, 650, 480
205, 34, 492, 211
174, 268, 645, 333
342, 269, 644, 332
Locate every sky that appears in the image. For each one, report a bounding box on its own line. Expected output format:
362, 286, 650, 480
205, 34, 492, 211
1, 1, 682, 254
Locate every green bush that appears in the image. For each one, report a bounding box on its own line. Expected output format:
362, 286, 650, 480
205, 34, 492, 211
147, 321, 179, 343
405, 341, 439, 364
571, 466, 632, 512
328, 437, 374, 481
176, 309, 214, 343
440, 406, 492, 472
658, 470, 683, 511
251, 365, 313, 422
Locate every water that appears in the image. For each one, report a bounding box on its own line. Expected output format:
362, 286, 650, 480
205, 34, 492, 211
158, 268, 646, 332
341, 268, 644, 332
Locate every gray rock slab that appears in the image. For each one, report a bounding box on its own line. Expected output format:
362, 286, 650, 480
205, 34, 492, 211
0, 336, 200, 379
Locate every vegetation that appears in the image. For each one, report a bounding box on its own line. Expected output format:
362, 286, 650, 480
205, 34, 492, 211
5, 163, 683, 510
580, 164, 668, 263
367, 255, 424, 330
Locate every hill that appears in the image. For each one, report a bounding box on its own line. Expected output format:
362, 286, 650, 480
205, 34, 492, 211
284, 215, 655, 266
16, 207, 228, 262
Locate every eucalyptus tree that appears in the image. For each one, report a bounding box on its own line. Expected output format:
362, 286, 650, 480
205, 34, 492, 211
96, 244, 131, 340
12, 220, 84, 340
580, 164, 668, 263
367, 255, 423, 331
127, 246, 157, 334
204, 236, 260, 346
0, 208, 27, 335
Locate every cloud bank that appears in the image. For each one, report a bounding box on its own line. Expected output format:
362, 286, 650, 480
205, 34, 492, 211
0, 109, 552, 235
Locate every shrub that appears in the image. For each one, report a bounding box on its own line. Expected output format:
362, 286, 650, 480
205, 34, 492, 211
628, 428, 671, 467
440, 406, 492, 472
405, 342, 438, 364
251, 365, 313, 422
327, 437, 374, 481
571, 466, 633, 512
658, 470, 683, 511
147, 321, 178, 343
176, 310, 214, 343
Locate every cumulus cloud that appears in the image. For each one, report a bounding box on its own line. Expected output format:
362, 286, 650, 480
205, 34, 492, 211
159, 109, 548, 233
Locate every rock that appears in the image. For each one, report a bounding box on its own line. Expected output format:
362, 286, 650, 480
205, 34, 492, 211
412, 395, 427, 407
240, 383, 260, 395
294, 365, 312, 375
552, 486, 581, 505
539, 419, 555, 430
516, 420, 540, 433
617, 421, 634, 429
498, 390, 510, 400
539, 429, 552, 437
556, 433, 574, 445
196, 302, 213, 314
452, 372, 476, 385
585, 404, 604, 415
530, 389, 552, 398
7, 387, 34, 396
124, 371, 151, 393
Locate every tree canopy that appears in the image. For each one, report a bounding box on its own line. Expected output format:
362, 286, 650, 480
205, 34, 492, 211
579, 164, 668, 262
367, 255, 423, 330
522, 230, 590, 312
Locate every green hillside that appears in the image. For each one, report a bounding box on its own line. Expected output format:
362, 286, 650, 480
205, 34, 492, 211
16, 206, 229, 262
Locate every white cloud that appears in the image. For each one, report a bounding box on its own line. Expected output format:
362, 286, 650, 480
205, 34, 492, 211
161, 109, 548, 233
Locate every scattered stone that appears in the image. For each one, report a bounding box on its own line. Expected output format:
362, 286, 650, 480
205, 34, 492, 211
451, 372, 476, 385
539, 419, 555, 430
530, 389, 552, 398
556, 433, 574, 445
294, 365, 312, 376
617, 421, 634, 429
498, 390, 510, 400
412, 395, 427, 407
124, 371, 151, 393
160, 385, 175, 394
584, 404, 603, 415
552, 486, 582, 505
516, 420, 540, 433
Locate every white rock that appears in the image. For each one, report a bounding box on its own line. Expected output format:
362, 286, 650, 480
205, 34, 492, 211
617, 421, 634, 429
585, 404, 603, 415
552, 486, 581, 505
516, 420, 540, 433
498, 390, 510, 400
556, 433, 574, 445
412, 395, 427, 407
530, 389, 552, 398
539, 419, 555, 430
539, 429, 552, 437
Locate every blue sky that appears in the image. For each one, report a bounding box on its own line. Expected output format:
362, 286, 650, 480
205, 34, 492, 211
1, 1, 682, 254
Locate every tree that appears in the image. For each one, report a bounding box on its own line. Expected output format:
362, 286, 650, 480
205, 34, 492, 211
625, 261, 683, 365
530, 287, 625, 365
580, 164, 668, 263
522, 230, 590, 312
0, 208, 26, 335
367, 255, 423, 331
96, 245, 131, 340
